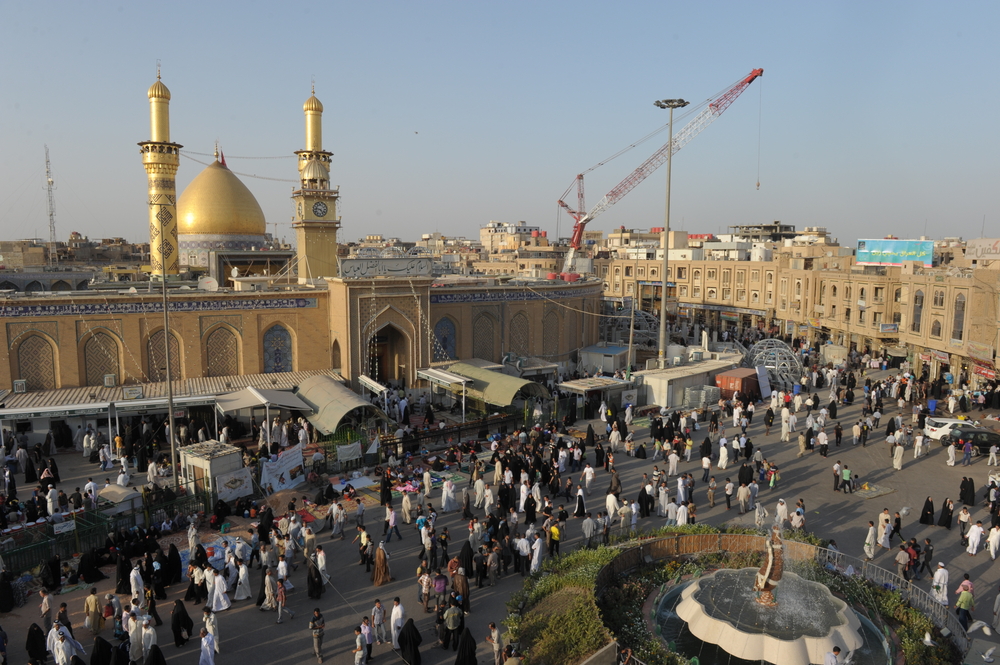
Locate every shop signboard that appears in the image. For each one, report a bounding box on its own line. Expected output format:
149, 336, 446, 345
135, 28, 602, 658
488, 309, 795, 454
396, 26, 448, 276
967, 341, 995, 366
966, 238, 1000, 261
974, 365, 997, 379
931, 349, 950, 364
856, 239, 934, 267
879, 323, 899, 333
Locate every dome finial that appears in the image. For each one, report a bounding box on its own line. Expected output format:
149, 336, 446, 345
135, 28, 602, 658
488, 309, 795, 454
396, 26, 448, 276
311, 76, 315, 95
156, 59, 161, 81
213, 141, 219, 161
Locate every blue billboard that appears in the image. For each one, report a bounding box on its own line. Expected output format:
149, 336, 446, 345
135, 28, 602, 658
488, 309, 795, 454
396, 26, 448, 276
856, 239, 933, 267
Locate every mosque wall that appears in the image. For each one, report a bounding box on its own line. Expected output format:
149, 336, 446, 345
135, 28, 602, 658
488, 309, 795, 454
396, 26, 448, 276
0, 291, 330, 390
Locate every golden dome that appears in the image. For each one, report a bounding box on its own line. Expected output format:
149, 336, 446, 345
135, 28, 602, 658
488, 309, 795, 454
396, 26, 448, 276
303, 94, 324, 113
148, 79, 171, 100
301, 159, 329, 182
177, 160, 266, 236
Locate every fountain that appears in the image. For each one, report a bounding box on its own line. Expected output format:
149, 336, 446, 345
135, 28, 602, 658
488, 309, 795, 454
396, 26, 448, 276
658, 527, 890, 665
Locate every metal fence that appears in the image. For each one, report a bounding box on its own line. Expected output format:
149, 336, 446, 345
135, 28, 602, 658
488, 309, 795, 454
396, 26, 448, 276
2, 510, 113, 577
592, 533, 970, 656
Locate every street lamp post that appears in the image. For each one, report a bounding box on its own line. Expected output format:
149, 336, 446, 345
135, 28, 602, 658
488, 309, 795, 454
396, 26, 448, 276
653, 98, 689, 368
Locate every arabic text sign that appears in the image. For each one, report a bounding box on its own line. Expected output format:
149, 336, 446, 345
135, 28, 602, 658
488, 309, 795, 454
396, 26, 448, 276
856, 239, 933, 267
966, 239, 1000, 261
340, 258, 432, 278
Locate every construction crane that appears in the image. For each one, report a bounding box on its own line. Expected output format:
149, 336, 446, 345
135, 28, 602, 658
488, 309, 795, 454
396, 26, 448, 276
557, 68, 763, 274
44, 145, 57, 266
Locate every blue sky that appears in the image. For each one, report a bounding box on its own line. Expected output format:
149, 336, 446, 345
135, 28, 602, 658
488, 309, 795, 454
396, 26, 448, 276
1, 1, 997, 247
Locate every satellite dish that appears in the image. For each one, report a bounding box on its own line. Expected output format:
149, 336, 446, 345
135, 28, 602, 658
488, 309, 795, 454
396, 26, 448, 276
198, 276, 220, 292
230, 267, 239, 278
128, 287, 137, 294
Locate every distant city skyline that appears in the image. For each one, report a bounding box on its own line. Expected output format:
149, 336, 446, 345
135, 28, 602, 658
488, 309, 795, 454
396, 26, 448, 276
1, 2, 997, 248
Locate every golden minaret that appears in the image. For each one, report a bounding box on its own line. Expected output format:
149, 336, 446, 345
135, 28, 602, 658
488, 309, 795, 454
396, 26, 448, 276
139, 72, 183, 277
292, 87, 341, 281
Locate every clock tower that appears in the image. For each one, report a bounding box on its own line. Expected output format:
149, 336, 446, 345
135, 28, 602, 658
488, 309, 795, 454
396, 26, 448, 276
292, 88, 341, 282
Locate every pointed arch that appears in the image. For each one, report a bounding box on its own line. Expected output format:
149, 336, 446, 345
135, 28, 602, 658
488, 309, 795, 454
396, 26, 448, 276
433, 317, 458, 362
331, 339, 342, 370
83, 332, 120, 386
263, 324, 294, 373
472, 313, 497, 362
509, 311, 530, 357
24, 280, 43, 293
17, 334, 57, 390
50, 280, 71, 291
542, 310, 560, 358
205, 326, 239, 377
0, 281, 17, 291
147, 329, 181, 382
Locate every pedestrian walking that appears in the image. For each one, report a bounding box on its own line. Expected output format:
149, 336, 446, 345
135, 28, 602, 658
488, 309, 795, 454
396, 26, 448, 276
275, 578, 295, 623
309, 609, 326, 663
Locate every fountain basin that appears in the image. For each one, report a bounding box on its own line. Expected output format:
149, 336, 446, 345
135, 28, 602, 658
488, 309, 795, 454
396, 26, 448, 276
674, 568, 863, 665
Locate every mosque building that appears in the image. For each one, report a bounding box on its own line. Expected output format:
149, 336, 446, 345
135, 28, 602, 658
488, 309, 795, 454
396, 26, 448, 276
0, 76, 601, 436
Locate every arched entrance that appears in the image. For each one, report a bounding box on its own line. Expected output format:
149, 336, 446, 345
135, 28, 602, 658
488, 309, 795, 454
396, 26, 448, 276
367, 324, 409, 386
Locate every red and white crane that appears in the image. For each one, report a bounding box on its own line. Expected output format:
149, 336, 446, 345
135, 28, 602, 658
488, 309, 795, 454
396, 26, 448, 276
557, 67, 763, 275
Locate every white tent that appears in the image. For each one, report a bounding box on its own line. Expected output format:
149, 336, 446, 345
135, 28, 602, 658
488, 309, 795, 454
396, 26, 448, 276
215, 387, 312, 413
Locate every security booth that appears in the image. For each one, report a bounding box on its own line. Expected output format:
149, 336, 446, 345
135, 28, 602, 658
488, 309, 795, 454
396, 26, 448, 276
179, 441, 244, 495
557, 376, 635, 421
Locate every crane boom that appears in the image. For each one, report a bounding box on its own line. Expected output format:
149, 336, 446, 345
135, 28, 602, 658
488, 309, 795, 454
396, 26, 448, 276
559, 68, 763, 274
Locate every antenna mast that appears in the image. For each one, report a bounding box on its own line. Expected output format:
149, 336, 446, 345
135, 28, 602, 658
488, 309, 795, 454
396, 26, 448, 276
44, 145, 57, 265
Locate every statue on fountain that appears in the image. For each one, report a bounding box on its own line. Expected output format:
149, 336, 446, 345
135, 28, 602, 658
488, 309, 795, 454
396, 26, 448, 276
753, 525, 784, 606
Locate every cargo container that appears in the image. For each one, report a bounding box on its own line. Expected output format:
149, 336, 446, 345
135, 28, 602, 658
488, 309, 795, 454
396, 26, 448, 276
714, 368, 760, 400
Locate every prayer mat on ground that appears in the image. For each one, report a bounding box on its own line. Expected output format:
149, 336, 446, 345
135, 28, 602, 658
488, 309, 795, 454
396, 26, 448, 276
854, 483, 896, 500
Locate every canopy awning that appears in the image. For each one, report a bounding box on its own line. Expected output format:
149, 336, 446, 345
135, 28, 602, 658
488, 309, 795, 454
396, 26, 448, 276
0, 402, 111, 420
215, 387, 312, 413
295, 375, 389, 434
417, 368, 470, 388
447, 362, 550, 406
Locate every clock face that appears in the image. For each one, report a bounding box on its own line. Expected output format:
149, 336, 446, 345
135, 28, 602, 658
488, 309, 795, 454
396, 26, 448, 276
312, 201, 328, 218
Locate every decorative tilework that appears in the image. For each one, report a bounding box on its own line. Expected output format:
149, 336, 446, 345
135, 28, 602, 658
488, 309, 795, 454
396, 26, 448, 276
7, 322, 58, 349
433, 317, 457, 362
472, 314, 495, 363
206, 327, 239, 377
429, 285, 602, 304
76, 320, 123, 342
147, 330, 180, 382
200, 315, 243, 336
510, 312, 529, 357
18, 335, 56, 391
84, 332, 119, 386
263, 325, 293, 374
150, 222, 161, 239
156, 207, 173, 225
0, 297, 318, 319
543, 310, 560, 358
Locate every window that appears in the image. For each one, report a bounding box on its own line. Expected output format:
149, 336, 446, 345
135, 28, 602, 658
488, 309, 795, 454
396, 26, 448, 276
751, 291, 759, 303
831, 305, 837, 319
613, 282, 621, 292
858, 309, 866, 324
765, 291, 773, 304
637, 267, 645, 277
614, 267, 621, 276
952, 293, 966, 340
911, 290, 924, 333
692, 286, 701, 297
931, 320, 942, 338
766, 272, 774, 285
780, 279, 787, 294
780, 298, 787, 310
722, 270, 731, 285
795, 280, 802, 297
693, 269, 701, 284
859, 287, 866, 301
602, 266, 609, 276
736, 271, 745, 285
678, 285, 688, 296
845, 286, 851, 301
892, 312, 901, 324
874, 287, 885, 303
751, 270, 760, 282
844, 307, 851, 322
894, 288, 901, 303
707, 288, 717, 299
831, 285, 838, 298
933, 290, 945, 307
625, 266, 633, 277
873, 311, 882, 327
705, 268, 717, 280
723, 288, 732, 300
650, 268, 657, 278
677, 267, 687, 279
737, 289, 747, 301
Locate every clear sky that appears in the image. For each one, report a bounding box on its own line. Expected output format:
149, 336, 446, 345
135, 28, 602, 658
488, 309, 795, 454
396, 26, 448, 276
1, 1, 997, 248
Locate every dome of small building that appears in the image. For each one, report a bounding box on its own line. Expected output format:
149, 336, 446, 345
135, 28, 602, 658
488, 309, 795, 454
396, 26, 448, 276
303, 94, 324, 113
301, 159, 329, 183
148, 79, 171, 100
177, 160, 266, 236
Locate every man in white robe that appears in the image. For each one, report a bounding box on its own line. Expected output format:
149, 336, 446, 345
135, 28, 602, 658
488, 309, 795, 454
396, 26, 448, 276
211, 570, 232, 611
988, 525, 1000, 560
931, 563, 949, 605
129, 564, 144, 607
390, 598, 405, 649
967, 521, 985, 556
142, 620, 157, 660
234, 562, 252, 600
199, 629, 215, 665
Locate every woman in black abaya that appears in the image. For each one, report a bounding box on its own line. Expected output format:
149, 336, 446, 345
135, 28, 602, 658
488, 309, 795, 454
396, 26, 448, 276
144, 644, 167, 665
458, 542, 474, 578
115, 555, 132, 594
593, 443, 604, 470
26, 623, 47, 662
169, 599, 194, 647
453, 627, 477, 665
919, 497, 935, 525
306, 558, 324, 599
91, 635, 114, 665
938, 498, 955, 529
961, 478, 977, 506
166, 544, 183, 586
193, 544, 208, 568
24, 457, 37, 483
78, 550, 107, 584
523, 496, 537, 526
47, 458, 61, 485
397, 618, 423, 665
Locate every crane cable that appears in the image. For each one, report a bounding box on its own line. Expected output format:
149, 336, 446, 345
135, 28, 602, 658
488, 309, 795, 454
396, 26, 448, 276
756, 77, 763, 190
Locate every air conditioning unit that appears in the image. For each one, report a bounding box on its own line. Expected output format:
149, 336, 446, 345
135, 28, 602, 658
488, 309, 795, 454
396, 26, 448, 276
103, 374, 117, 388
12, 380, 27, 394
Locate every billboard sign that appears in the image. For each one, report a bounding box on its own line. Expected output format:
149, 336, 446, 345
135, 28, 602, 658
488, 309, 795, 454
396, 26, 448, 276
879, 323, 899, 333
966, 239, 1000, 261
856, 239, 933, 267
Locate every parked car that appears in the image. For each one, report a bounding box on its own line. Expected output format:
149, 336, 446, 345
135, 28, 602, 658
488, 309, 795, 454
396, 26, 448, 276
925, 417, 975, 441
941, 427, 1000, 455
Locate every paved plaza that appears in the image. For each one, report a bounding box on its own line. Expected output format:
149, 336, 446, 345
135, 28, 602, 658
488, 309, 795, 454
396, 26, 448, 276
5, 382, 1000, 665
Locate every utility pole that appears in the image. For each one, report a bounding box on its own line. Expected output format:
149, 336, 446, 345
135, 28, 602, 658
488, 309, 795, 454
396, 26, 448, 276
44, 145, 57, 265
653, 99, 689, 368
